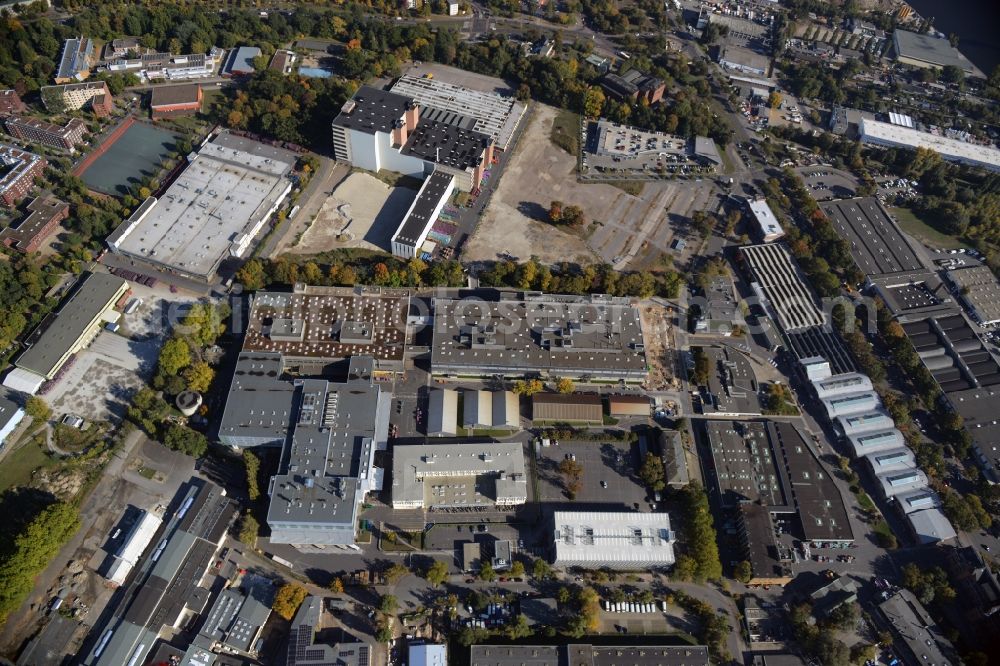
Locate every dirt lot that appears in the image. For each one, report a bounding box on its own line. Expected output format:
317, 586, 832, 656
465, 104, 724, 270
286, 172, 417, 255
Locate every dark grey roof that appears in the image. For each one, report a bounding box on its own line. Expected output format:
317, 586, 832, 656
693, 136, 722, 164
470, 645, 710, 666
706, 421, 787, 509
223, 46, 261, 75
393, 169, 454, 247
894, 30, 979, 74
600, 73, 639, 99
879, 589, 957, 666
402, 118, 490, 171
821, 198, 925, 276
333, 86, 413, 136
786, 327, 856, 375
287, 596, 372, 666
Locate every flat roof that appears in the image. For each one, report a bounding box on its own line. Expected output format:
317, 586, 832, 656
287, 596, 372, 666
748, 198, 783, 239
402, 118, 490, 171
107, 133, 295, 279
223, 46, 261, 74
948, 386, 1000, 478
151, 83, 201, 107
718, 45, 770, 71
241, 286, 409, 364
552, 511, 675, 566
821, 198, 925, 276
56, 37, 92, 80
471, 645, 709, 666
0, 195, 67, 251
431, 292, 647, 377
702, 346, 760, 416
860, 118, 1000, 172
740, 244, 825, 331
894, 29, 979, 75
902, 315, 1000, 393
947, 265, 1000, 325
390, 74, 526, 150
333, 85, 412, 136
391, 441, 526, 507
392, 169, 454, 247
706, 421, 786, 508
16, 272, 127, 378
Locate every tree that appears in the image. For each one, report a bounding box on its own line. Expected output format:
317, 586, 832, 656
458, 625, 490, 646
638, 452, 666, 491
583, 86, 605, 118
243, 450, 261, 501
577, 586, 601, 633
558, 457, 584, 498
555, 377, 575, 394
375, 620, 394, 642
25, 396, 51, 422
379, 594, 398, 615
506, 613, 533, 639
548, 200, 563, 224
512, 379, 544, 396
384, 563, 410, 584
158, 337, 192, 377
236, 258, 267, 291
425, 560, 449, 587
272, 583, 308, 620
532, 558, 553, 580
560, 205, 586, 227
237, 512, 259, 548
768, 91, 783, 109
479, 561, 497, 582
183, 361, 215, 393
510, 560, 525, 578
329, 577, 345, 594
162, 423, 209, 458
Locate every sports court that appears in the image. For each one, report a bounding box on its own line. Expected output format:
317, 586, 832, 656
78, 121, 182, 196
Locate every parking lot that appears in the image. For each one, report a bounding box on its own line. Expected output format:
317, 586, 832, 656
534, 440, 652, 510
796, 166, 857, 201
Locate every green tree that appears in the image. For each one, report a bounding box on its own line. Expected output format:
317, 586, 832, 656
237, 512, 259, 548
638, 452, 666, 491
272, 583, 308, 620
532, 558, 553, 580
734, 560, 753, 583
510, 560, 525, 578
379, 593, 398, 615
162, 423, 209, 458
384, 563, 410, 584
506, 613, 533, 639
25, 396, 52, 422
183, 361, 215, 393
583, 86, 605, 118
425, 560, 449, 587
479, 561, 497, 582
243, 449, 261, 501
158, 337, 191, 377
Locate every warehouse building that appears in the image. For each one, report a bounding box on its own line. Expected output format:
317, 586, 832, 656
103, 509, 162, 587
821, 198, 925, 277
551, 511, 676, 570
717, 45, 770, 76
2, 115, 87, 150
846, 428, 905, 458
532, 393, 603, 424
462, 389, 519, 430
197, 577, 273, 655
739, 243, 825, 331
0, 195, 69, 253
55, 36, 94, 82
902, 314, 1000, 394
470, 645, 709, 666
221, 46, 261, 77
865, 447, 917, 475
747, 197, 784, 242
428, 388, 459, 436
786, 328, 857, 375
40, 81, 113, 114
860, 118, 1000, 173
106, 132, 296, 281
0, 143, 46, 207
431, 292, 647, 380
607, 394, 650, 416
876, 469, 929, 498
4, 272, 129, 394
150, 83, 203, 119
391, 441, 527, 510
410, 644, 448, 666
812, 373, 873, 400
390, 169, 455, 258
949, 386, 1000, 482
945, 265, 1000, 326
821, 390, 880, 420
332, 86, 495, 192
892, 29, 981, 76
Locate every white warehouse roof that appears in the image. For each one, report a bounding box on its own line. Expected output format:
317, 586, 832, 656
865, 446, 916, 473
876, 468, 928, 498
822, 391, 880, 419
847, 428, 905, 457
907, 508, 956, 544
747, 198, 784, 241
552, 511, 675, 569
860, 118, 1000, 173
813, 373, 874, 400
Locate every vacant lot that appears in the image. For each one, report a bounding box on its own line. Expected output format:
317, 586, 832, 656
287, 172, 418, 255
890, 206, 967, 250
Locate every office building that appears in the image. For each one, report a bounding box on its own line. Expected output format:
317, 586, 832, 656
2, 116, 87, 150
878, 589, 957, 666
4, 272, 129, 394
860, 118, 1000, 173
431, 292, 647, 380
55, 37, 95, 82
332, 85, 495, 192
390, 169, 455, 258
221, 46, 261, 77
391, 441, 527, 509
0, 89, 25, 114
106, 132, 296, 281
150, 83, 203, 119
747, 197, 784, 242
104, 37, 145, 59
106, 51, 220, 82
40, 81, 112, 114
551, 511, 676, 570
0, 195, 69, 253
286, 596, 371, 666
0, 143, 46, 207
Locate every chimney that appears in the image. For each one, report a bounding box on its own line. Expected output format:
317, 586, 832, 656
404, 100, 419, 131
392, 119, 407, 147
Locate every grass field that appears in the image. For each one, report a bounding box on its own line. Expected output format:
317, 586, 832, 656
0, 440, 54, 494
550, 109, 580, 156
890, 207, 966, 250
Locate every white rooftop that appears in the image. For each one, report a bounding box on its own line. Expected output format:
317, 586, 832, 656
748, 198, 784, 240
907, 508, 956, 544
552, 511, 675, 566
861, 118, 1000, 173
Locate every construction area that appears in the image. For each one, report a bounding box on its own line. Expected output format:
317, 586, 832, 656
639, 303, 680, 392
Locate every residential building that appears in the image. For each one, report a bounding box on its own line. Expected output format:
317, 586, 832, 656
878, 589, 957, 666
532, 393, 603, 424
470, 645, 709, 666
150, 83, 203, 119
551, 511, 676, 570
55, 37, 95, 82
0, 143, 46, 207
0, 89, 25, 115
2, 116, 87, 150
222, 46, 262, 77
431, 292, 648, 380
286, 596, 371, 666
106, 132, 296, 281
0, 195, 69, 253
390, 168, 455, 258
4, 272, 129, 394
40, 81, 112, 113
391, 441, 527, 510
747, 197, 784, 242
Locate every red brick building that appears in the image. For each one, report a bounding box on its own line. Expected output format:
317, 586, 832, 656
2, 116, 87, 150
0, 195, 69, 253
0, 144, 46, 207
150, 83, 203, 119
90, 93, 113, 117
0, 90, 25, 115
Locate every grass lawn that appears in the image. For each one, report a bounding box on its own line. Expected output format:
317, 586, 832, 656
890, 207, 966, 250
551, 108, 580, 156
607, 180, 645, 196
137, 466, 156, 480
0, 440, 55, 494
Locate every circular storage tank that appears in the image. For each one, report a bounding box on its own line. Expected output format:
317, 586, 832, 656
176, 390, 203, 417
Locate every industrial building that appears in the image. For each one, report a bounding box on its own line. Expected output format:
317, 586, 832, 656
878, 589, 958, 666
40, 81, 113, 114
0, 195, 69, 253
892, 29, 981, 76
846, 428, 905, 458
717, 45, 770, 76
4, 272, 129, 394
286, 596, 371, 666
150, 83, 203, 119
332, 85, 496, 192
551, 511, 676, 570
197, 577, 274, 655
876, 469, 929, 498
428, 388, 459, 436
389, 73, 527, 151
391, 441, 527, 510
0, 143, 46, 207
390, 169, 455, 258
949, 386, 1000, 482
587, 120, 721, 171
410, 644, 448, 666
746, 197, 784, 242
106, 132, 296, 281
607, 394, 650, 416
81, 479, 236, 666
700, 346, 761, 417
693, 276, 739, 335
55, 36, 94, 82
945, 265, 1000, 326
462, 389, 519, 430
860, 118, 1000, 173
431, 292, 648, 380
237, 285, 409, 375
739, 243, 825, 331
902, 314, 1000, 394
221, 46, 261, 77
2, 115, 87, 150
106, 51, 221, 82
821, 198, 925, 277
786, 329, 857, 375
470, 645, 709, 666
836, 409, 895, 438
598, 69, 667, 104
102, 509, 162, 587
532, 393, 603, 424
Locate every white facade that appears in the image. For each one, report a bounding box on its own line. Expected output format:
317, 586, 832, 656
107, 511, 163, 586
747, 198, 784, 242
860, 118, 1000, 173
552, 511, 676, 570
0, 401, 24, 445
